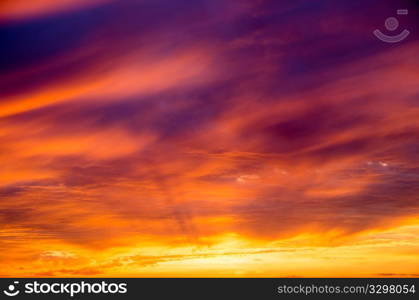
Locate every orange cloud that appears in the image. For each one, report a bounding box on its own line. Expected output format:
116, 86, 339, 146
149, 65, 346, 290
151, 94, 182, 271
1, 0, 419, 278
0, 0, 112, 20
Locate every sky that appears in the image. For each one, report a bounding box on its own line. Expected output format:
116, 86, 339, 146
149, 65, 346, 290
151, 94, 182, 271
1, 0, 419, 277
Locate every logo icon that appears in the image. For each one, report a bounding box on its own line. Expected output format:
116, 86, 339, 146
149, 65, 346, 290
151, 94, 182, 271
374, 9, 410, 43
3, 281, 20, 297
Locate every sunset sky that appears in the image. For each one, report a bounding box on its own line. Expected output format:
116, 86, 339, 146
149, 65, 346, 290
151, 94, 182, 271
1, 0, 419, 277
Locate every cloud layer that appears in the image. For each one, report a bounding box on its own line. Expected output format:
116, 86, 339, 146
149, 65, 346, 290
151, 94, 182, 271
1, 0, 419, 276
